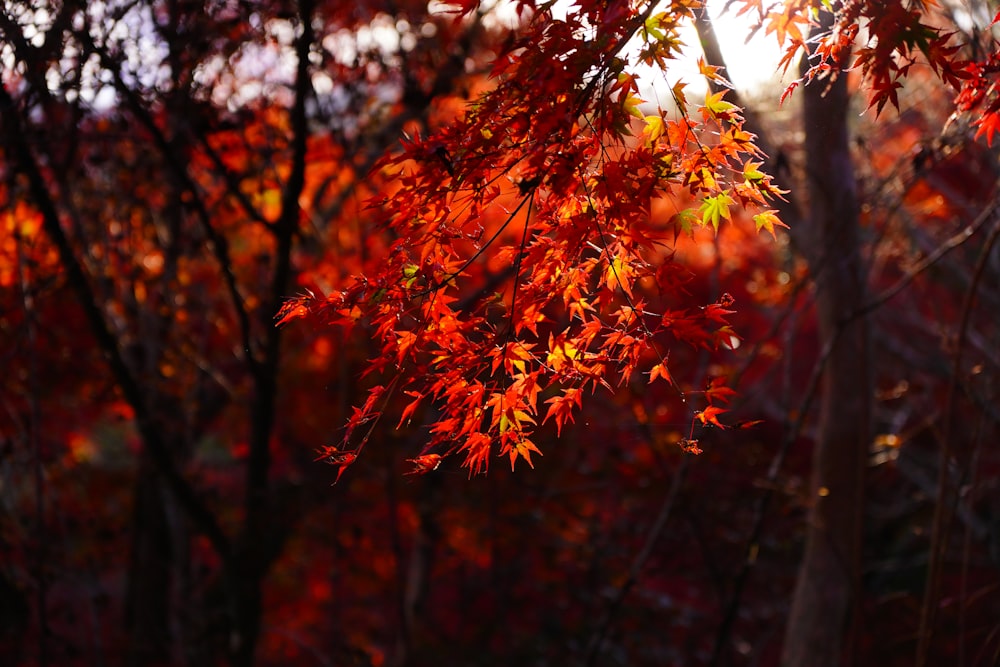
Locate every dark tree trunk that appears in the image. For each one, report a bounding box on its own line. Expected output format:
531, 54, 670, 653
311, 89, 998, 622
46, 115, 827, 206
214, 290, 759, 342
125, 457, 172, 667
782, 20, 872, 667
229, 563, 263, 667
0, 567, 29, 664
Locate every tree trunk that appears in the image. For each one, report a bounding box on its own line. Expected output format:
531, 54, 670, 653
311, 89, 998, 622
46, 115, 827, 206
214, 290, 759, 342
0, 567, 29, 664
125, 457, 172, 667
229, 564, 263, 667
782, 22, 872, 667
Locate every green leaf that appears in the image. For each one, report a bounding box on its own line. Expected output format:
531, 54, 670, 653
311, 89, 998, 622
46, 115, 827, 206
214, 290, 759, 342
699, 192, 734, 231
671, 208, 699, 236
643, 13, 666, 42
704, 90, 739, 119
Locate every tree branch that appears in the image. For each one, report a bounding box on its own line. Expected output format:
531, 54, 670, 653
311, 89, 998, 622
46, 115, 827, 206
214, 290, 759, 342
79, 30, 260, 374
0, 81, 232, 561
242, 0, 315, 551
916, 211, 1000, 667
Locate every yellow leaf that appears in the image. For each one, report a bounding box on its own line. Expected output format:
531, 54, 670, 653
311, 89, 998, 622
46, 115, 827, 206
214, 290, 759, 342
623, 93, 645, 119
671, 81, 688, 112
703, 90, 740, 119
605, 253, 636, 298
642, 114, 665, 143
752, 209, 788, 238
743, 160, 766, 182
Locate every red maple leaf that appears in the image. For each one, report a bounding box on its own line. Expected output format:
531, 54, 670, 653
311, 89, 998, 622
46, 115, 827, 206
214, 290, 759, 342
695, 406, 727, 429
406, 454, 443, 475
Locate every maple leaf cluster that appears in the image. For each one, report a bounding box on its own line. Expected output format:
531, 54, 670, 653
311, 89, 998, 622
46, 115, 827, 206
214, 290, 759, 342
278, 0, 1000, 482
746, 0, 1000, 141
279, 0, 786, 478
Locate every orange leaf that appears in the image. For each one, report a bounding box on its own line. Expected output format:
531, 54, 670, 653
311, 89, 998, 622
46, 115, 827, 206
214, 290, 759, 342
509, 438, 542, 470
406, 454, 442, 475
678, 438, 703, 455
752, 210, 787, 238
542, 387, 582, 436
695, 406, 727, 428
648, 361, 671, 384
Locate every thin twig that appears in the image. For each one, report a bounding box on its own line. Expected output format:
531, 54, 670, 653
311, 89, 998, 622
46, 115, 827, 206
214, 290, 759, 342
855, 194, 1000, 320
916, 212, 1000, 667
583, 456, 690, 666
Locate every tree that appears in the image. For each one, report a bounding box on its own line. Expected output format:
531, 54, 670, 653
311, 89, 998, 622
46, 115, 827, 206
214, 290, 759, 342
3, 1, 1000, 665
279, 0, 1000, 664
776, 12, 871, 667
694, 2, 1000, 665
1, 0, 501, 663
